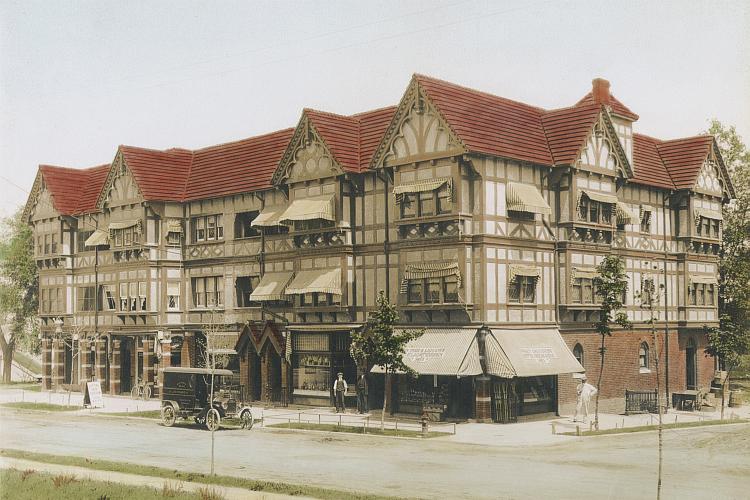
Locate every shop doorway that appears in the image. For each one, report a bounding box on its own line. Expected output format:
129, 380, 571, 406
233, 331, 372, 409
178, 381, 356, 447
686, 338, 697, 390
120, 338, 133, 394
63, 341, 74, 384
491, 376, 557, 423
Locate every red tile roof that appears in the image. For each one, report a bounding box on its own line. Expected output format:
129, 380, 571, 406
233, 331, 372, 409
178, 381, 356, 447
575, 91, 639, 121
355, 106, 397, 171
186, 128, 295, 201
632, 134, 674, 189
119, 146, 194, 202
38, 164, 110, 215
541, 104, 602, 166
655, 136, 713, 190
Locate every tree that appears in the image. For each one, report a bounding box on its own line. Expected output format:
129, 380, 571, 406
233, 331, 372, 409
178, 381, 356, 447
705, 316, 750, 420
592, 255, 632, 430
0, 209, 39, 383
350, 291, 423, 430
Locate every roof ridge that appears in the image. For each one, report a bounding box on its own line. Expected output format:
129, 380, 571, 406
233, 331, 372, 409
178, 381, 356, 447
658, 134, 713, 145
349, 105, 398, 118
181, 150, 196, 202
303, 108, 357, 121
633, 132, 664, 143
193, 127, 296, 153
542, 102, 601, 115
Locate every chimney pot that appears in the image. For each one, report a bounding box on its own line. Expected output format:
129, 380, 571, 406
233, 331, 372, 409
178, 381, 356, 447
592, 78, 611, 105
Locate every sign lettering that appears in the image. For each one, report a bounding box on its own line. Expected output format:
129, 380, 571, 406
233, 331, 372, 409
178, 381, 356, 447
520, 347, 557, 364
84, 381, 104, 408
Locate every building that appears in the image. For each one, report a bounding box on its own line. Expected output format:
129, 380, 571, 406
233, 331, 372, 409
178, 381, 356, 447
24, 75, 733, 421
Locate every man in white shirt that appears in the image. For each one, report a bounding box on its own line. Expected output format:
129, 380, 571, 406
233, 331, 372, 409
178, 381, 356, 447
334, 372, 348, 413
573, 375, 597, 423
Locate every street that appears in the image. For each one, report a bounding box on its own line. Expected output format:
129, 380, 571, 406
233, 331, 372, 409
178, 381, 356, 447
0, 408, 748, 499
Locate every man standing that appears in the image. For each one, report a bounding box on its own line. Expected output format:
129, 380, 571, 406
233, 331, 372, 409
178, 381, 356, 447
356, 374, 368, 414
573, 375, 597, 423
333, 372, 348, 413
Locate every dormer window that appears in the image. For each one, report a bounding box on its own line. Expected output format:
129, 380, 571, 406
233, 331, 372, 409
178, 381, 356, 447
394, 178, 453, 219
578, 191, 614, 225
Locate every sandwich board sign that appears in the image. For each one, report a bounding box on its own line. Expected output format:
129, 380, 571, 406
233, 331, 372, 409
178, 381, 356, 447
84, 381, 104, 408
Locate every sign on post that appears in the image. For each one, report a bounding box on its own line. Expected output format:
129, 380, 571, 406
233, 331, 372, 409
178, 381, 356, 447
83, 381, 104, 408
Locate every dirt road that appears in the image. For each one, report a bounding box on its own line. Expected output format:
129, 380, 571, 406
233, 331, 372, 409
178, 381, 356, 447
1, 409, 747, 499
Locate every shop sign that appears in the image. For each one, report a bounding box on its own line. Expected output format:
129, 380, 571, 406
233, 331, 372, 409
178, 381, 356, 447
84, 381, 104, 408
520, 347, 557, 364
404, 347, 445, 363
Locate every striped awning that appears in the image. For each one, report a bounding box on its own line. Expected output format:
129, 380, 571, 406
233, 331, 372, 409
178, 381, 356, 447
485, 328, 584, 378
84, 229, 109, 247
400, 261, 461, 293
285, 268, 342, 296
248, 271, 294, 301
580, 190, 617, 205
615, 202, 639, 225
251, 207, 285, 227
166, 220, 183, 233
694, 208, 723, 226
371, 327, 482, 376
393, 177, 453, 203
688, 274, 718, 285
278, 194, 335, 223
509, 265, 540, 282
506, 182, 551, 216
109, 220, 142, 232
572, 266, 599, 280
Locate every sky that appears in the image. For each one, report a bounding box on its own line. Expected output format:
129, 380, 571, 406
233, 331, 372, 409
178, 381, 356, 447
1, 0, 748, 218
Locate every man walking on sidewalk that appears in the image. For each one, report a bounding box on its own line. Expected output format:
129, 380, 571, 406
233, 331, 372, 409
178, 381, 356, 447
573, 375, 597, 423
334, 372, 348, 413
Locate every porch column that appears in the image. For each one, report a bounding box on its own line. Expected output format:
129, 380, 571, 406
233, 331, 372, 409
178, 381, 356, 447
80, 339, 92, 383
261, 348, 270, 403
41, 338, 52, 391
281, 359, 290, 406
474, 376, 492, 422
51, 338, 64, 389
143, 338, 154, 385
158, 339, 171, 398
95, 339, 107, 385
109, 339, 121, 395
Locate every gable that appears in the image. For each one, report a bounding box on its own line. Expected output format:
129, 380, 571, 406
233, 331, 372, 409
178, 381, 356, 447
575, 111, 632, 178
372, 79, 465, 168
28, 182, 60, 222
273, 115, 344, 185
694, 150, 723, 195
100, 151, 144, 209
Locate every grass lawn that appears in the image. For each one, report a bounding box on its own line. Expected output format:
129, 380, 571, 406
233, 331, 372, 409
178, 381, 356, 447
0, 382, 41, 392
1, 402, 79, 412
0, 468, 206, 500
562, 417, 749, 437
0, 449, 402, 500
267, 421, 444, 438
108, 410, 163, 419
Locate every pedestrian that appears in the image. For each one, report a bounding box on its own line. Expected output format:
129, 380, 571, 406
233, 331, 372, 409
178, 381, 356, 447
333, 372, 347, 413
573, 375, 597, 423
356, 374, 368, 414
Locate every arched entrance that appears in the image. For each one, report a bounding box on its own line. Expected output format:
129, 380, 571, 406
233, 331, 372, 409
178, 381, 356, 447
686, 337, 697, 390
236, 322, 287, 405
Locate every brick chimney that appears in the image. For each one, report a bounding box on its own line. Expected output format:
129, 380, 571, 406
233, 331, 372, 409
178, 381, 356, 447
591, 78, 611, 105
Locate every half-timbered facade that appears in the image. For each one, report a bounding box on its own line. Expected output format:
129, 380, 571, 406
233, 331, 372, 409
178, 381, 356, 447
25, 75, 733, 421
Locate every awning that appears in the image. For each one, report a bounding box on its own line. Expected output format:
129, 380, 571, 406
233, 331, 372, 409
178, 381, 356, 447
506, 182, 552, 216
251, 207, 285, 227
278, 194, 335, 224
509, 265, 540, 282
371, 327, 482, 376
285, 268, 341, 296
393, 177, 452, 203
485, 329, 584, 378
580, 190, 618, 205
694, 208, 722, 222
615, 202, 639, 225
108, 220, 141, 231
247, 271, 294, 301
689, 274, 718, 285
166, 220, 182, 233
400, 261, 461, 293
572, 266, 599, 280
84, 229, 109, 247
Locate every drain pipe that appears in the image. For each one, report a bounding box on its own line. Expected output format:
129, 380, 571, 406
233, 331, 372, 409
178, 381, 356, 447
662, 192, 672, 407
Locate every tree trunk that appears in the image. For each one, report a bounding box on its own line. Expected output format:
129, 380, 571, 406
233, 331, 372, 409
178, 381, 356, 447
594, 334, 605, 431
381, 370, 390, 431
653, 325, 663, 500
721, 368, 732, 421
0, 334, 14, 384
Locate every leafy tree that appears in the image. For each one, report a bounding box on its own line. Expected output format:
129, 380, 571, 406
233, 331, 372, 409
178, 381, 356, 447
350, 291, 423, 429
0, 209, 39, 383
592, 255, 632, 430
705, 316, 750, 419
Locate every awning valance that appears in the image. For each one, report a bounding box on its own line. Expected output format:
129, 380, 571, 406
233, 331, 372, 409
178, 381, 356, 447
84, 229, 109, 247
371, 327, 482, 376
108, 220, 142, 232
166, 220, 183, 233
285, 268, 342, 296
247, 271, 294, 301
509, 265, 541, 282
400, 261, 461, 293
251, 207, 285, 227
572, 266, 599, 280
485, 328, 585, 378
506, 182, 552, 216
278, 194, 336, 224
689, 274, 718, 285
580, 190, 618, 205
393, 177, 453, 203
615, 202, 639, 225
694, 208, 723, 224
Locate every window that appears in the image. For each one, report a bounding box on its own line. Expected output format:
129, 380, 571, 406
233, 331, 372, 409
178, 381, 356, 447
572, 278, 598, 304
192, 276, 223, 308
138, 282, 147, 311
51, 233, 58, 254
192, 215, 223, 243
639, 342, 649, 369
406, 276, 459, 304
299, 292, 340, 307
235, 211, 261, 239
41, 288, 62, 314
235, 276, 260, 307
508, 276, 538, 304
101, 285, 116, 311
689, 283, 715, 306
573, 344, 584, 367
407, 281, 423, 303
111, 226, 140, 248
696, 217, 720, 239
129, 282, 138, 311
44, 234, 50, 254
77, 286, 97, 312
443, 275, 459, 303
119, 283, 128, 311
166, 231, 181, 246
77, 230, 93, 251
578, 197, 613, 225
167, 282, 180, 310
640, 209, 652, 233
399, 185, 452, 219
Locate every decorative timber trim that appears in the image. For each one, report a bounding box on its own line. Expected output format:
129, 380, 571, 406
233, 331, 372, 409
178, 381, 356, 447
95, 148, 144, 210
22, 170, 47, 221
708, 139, 736, 199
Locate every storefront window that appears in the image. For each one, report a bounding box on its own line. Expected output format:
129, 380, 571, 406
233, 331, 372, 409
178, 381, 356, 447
294, 354, 331, 392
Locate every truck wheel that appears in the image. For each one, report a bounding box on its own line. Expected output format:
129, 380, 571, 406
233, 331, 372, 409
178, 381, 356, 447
206, 408, 220, 431
240, 409, 253, 430
161, 405, 176, 427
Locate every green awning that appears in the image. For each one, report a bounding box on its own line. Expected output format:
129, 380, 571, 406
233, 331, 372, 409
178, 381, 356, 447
285, 268, 342, 296
506, 182, 551, 216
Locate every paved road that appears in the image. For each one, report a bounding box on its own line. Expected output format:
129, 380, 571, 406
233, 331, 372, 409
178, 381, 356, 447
1, 409, 747, 500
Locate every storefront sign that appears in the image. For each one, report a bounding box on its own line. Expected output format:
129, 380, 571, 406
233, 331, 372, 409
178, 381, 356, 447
520, 347, 557, 364
404, 347, 446, 363
84, 381, 104, 408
